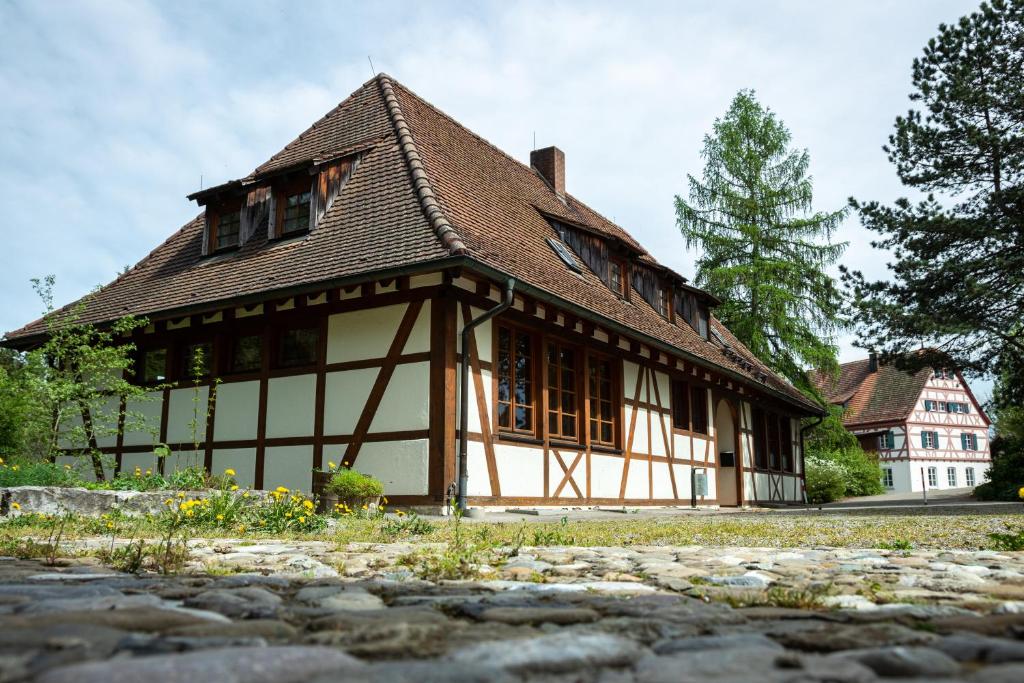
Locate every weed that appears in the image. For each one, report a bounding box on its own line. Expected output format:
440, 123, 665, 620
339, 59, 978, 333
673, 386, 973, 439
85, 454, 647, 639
379, 511, 434, 538
988, 526, 1024, 551
877, 539, 914, 551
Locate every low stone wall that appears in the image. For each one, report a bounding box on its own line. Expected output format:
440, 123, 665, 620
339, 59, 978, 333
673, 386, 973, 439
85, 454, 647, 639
0, 486, 265, 518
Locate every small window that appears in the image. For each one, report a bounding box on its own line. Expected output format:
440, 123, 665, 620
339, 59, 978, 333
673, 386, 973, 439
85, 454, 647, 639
657, 286, 671, 318
882, 468, 894, 488
927, 467, 938, 487
588, 356, 615, 446
278, 327, 319, 367
960, 432, 978, 451
180, 341, 213, 379
670, 379, 689, 430
497, 326, 536, 434
278, 184, 312, 237
212, 208, 241, 251
947, 467, 957, 487
546, 238, 582, 273
141, 348, 167, 383
878, 430, 895, 450
609, 259, 625, 296
690, 385, 708, 435
966, 467, 975, 486
546, 343, 578, 441
697, 305, 709, 340
231, 334, 263, 373
752, 407, 768, 469
921, 431, 939, 449
780, 417, 793, 472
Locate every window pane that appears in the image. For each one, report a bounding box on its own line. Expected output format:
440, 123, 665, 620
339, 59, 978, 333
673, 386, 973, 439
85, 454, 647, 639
562, 415, 576, 438
281, 189, 311, 235
181, 342, 213, 378
232, 335, 262, 373
279, 327, 319, 367
142, 349, 167, 383
497, 402, 510, 428
216, 210, 240, 249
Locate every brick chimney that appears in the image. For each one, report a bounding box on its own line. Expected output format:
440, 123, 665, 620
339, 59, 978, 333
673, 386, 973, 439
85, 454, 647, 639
531, 146, 565, 199
868, 351, 878, 373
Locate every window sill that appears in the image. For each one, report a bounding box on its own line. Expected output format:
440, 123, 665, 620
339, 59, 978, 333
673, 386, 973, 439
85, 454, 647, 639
272, 230, 310, 243
495, 433, 543, 446
590, 444, 622, 455
549, 439, 585, 451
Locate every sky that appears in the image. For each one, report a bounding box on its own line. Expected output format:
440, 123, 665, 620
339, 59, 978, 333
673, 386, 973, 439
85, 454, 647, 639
0, 0, 990, 401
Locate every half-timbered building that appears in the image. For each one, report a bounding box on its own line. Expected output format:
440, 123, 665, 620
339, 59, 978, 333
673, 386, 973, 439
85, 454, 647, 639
814, 355, 991, 493
4, 74, 823, 510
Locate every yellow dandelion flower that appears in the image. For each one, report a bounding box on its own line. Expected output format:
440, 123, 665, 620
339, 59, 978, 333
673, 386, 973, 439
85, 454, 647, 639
275, 486, 288, 493
0, 457, 4, 464
10, 502, 21, 511
11, 465, 19, 471
327, 461, 336, 470
285, 512, 292, 518
303, 500, 314, 510
64, 464, 71, 470
1019, 486, 1024, 500
145, 469, 152, 475
177, 492, 186, 498
216, 514, 224, 521
298, 516, 306, 523
230, 484, 239, 491
238, 525, 246, 533
224, 468, 236, 477
342, 461, 349, 467
106, 522, 114, 529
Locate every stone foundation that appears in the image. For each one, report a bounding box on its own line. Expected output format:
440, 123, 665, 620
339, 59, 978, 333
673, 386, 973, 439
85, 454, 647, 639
0, 486, 266, 518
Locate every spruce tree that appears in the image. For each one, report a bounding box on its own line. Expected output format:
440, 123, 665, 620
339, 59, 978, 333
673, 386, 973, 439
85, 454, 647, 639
675, 90, 847, 392
844, 0, 1024, 380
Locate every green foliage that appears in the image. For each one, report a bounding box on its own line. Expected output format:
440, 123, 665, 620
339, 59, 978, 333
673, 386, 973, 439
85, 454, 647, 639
379, 511, 435, 538
326, 468, 384, 500
974, 437, 1024, 500
988, 526, 1024, 551
804, 407, 861, 452
167, 466, 208, 491
249, 487, 325, 534
804, 455, 848, 503
675, 90, 848, 390
0, 351, 49, 460
0, 456, 85, 488
843, 0, 1024, 379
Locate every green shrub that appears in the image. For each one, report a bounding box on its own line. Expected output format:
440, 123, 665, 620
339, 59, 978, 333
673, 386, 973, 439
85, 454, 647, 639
0, 457, 84, 488
167, 466, 208, 491
830, 447, 884, 497
974, 435, 1024, 501
326, 468, 384, 500
804, 455, 847, 503
97, 467, 168, 492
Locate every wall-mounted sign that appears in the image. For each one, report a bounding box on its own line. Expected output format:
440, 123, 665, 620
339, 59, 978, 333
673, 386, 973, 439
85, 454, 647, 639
694, 470, 708, 497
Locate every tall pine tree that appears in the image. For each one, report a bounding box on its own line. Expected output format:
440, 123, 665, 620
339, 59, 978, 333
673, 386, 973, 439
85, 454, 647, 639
675, 90, 847, 393
844, 0, 1024, 380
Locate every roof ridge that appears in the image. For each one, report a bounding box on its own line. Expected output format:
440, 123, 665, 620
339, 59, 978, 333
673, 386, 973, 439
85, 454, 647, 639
376, 74, 467, 256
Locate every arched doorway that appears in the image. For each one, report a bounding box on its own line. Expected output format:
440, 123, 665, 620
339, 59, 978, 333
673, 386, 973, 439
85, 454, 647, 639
715, 399, 741, 506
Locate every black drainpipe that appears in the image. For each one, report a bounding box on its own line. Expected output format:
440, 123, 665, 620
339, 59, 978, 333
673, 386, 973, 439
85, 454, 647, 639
457, 278, 516, 512
799, 414, 824, 507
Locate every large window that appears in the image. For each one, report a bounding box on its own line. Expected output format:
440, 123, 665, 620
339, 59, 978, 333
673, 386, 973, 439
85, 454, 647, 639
231, 334, 263, 374
497, 326, 535, 434
947, 467, 957, 487
878, 430, 896, 450
921, 430, 939, 449
960, 432, 978, 451
140, 348, 167, 384
277, 183, 312, 237
277, 327, 319, 368
180, 341, 213, 379
780, 417, 793, 472
966, 467, 976, 486
671, 379, 690, 430
690, 385, 708, 434
927, 466, 938, 487
546, 342, 578, 441
588, 357, 615, 446
752, 407, 768, 469
882, 468, 894, 488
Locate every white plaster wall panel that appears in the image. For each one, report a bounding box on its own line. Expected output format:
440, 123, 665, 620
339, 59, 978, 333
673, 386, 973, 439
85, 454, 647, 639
122, 391, 164, 446
676, 463, 692, 498
623, 361, 641, 401
456, 308, 492, 362
166, 386, 210, 444
211, 448, 256, 489
264, 445, 314, 493
752, 472, 770, 500
213, 381, 260, 442
55, 454, 114, 482
326, 301, 430, 364
652, 460, 676, 499
493, 443, 544, 497
466, 441, 491, 496
705, 466, 718, 500
266, 374, 316, 438
56, 409, 83, 449
368, 362, 430, 432
454, 366, 493, 434
743, 471, 755, 500
83, 396, 121, 448
692, 436, 714, 465
650, 413, 670, 457
589, 453, 622, 499
624, 458, 649, 499
162, 449, 205, 476
626, 406, 650, 456
673, 433, 690, 460
548, 450, 586, 498
653, 370, 671, 410
324, 369, 375, 435
354, 440, 429, 495
120, 452, 159, 477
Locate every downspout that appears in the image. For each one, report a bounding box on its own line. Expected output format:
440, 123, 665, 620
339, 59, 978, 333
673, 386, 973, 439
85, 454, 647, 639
799, 414, 824, 507
457, 278, 516, 512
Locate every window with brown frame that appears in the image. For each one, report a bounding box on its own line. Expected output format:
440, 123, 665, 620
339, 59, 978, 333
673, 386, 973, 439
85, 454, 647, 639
780, 417, 794, 472
671, 379, 689, 430
751, 407, 768, 469
210, 207, 241, 252
658, 286, 671, 318
767, 412, 781, 470
588, 356, 615, 446
546, 342, 578, 441
608, 259, 626, 297
140, 348, 167, 384
179, 341, 213, 379
496, 326, 535, 434
230, 334, 263, 374
277, 326, 319, 368
690, 385, 708, 434
276, 181, 312, 237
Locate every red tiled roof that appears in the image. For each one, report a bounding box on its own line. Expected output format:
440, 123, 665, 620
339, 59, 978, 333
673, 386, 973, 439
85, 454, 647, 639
811, 359, 930, 426
5, 74, 820, 413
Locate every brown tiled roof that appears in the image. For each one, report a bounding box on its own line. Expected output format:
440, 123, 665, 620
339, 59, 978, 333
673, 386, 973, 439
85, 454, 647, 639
5, 74, 820, 413
811, 359, 930, 426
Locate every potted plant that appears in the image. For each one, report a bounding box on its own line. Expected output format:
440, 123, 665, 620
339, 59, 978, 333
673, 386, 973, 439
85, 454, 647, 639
321, 467, 384, 515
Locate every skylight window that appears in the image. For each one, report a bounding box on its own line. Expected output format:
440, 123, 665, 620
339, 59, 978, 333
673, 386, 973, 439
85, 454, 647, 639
547, 238, 581, 273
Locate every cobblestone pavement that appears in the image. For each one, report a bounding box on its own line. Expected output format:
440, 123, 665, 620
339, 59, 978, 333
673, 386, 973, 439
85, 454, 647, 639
2, 540, 1024, 682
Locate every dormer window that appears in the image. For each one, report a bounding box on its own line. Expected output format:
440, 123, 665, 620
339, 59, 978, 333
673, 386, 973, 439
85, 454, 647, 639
609, 258, 626, 297
208, 204, 241, 253
276, 180, 312, 238
657, 286, 671, 318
